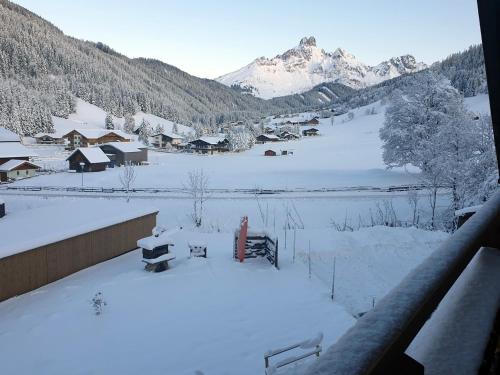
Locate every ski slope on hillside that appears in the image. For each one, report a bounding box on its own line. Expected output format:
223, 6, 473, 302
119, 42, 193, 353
52, 99, 193, 136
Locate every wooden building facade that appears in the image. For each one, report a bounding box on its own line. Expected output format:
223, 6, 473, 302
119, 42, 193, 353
0, 211, 157, 302
63, 129, 130, 150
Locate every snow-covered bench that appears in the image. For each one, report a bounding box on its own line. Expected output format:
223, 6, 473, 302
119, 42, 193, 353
142, 253, 176, 272
264, 333, 323, 374
188, 241, 207, 258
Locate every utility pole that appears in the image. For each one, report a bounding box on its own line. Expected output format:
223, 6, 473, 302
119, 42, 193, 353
308, 240, 311, 280
331, 256, 336, 301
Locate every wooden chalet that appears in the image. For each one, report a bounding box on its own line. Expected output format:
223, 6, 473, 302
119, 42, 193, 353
0, 160, 40, 182
264, 150, 277, 156
189, 136, 229, 154
304, 117, 320, 125
279, 131, 300, 140
98, 142, 147, 166
256, 134, 281, 144
150, 132, 184, 149
0, 199, 4, 218
302, 128, 319, 136
63, 129, 131, 150
34, 132, 65, 144
66, 147, 110, 172
264, 126, 275, 134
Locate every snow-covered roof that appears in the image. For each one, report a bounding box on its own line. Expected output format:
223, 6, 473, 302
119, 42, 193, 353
100, 141, 146, 153
64, 129, 131, 140
152, 132, 184, 139
195, 136, 228, 145
0, 127, 20, 142
33, 131, 66, 139
0, 142, 38, 158
0, 201, 158, 259
259, 134, 280, 140
67, 147, 110, 164
0, 160, 40, 172
137, 232, 175, 250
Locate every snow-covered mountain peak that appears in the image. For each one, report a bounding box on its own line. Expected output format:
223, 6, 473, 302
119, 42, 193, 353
299, 36, 316, 48
217, 37, 427, 99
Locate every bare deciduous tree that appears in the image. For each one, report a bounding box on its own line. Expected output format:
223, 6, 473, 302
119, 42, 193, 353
184, 169, 210, 227
119, 162, 136, 203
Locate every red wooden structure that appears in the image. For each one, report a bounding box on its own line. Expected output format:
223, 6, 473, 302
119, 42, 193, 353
237, 216, 248, 262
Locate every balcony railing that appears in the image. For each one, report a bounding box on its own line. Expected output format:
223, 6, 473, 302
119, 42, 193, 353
303, 191, 500, 374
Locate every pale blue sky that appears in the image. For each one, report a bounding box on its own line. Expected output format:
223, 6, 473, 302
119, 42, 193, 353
14, 0, 482, 79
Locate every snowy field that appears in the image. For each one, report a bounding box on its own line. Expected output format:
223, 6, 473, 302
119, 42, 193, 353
0, 196, 447, 375
0, 95, 490, 374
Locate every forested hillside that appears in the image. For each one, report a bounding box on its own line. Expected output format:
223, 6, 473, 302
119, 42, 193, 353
0, 0, 331, 135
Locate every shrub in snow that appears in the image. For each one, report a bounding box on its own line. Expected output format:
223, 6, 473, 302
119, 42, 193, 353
91, 292, 107, 315
184, 169, 210, 227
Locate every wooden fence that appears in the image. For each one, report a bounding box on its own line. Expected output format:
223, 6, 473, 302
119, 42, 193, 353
0, 212, 157, 302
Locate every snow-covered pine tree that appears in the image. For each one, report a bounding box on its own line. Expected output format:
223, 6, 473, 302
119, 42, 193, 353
105, 113, 114, 130
138, 119, 151, 145
123, 114, 135, 134
154, 123, 164, 135
172, 122, 179, 134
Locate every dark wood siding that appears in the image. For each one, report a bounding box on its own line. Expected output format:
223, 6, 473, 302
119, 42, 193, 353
0, 212, 157, 302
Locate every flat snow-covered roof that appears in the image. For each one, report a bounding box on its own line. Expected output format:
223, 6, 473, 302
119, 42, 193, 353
67, 147, 110, 164
194, 136, 227, 145
100, 141, 145, 153
151, 132, 183, 139
0, 160, 40, 172
0, 142, 38, 158
0, 127, 20, 142
0, 201, 158, 259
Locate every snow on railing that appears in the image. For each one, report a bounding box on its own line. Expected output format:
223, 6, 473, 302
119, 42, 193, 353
303, 191, 500, 374
265, 333, 323, 374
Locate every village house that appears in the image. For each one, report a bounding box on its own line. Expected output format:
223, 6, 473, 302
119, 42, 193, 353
264, 150, 277, 156
0, 160, 40, 182
98, 142, 148, 166
66, 147, 110, 172
189, 136, 229, 154
302, 128, 320, 136
150, 132, 184, 149
303, 117, 320, 126
264, 126, 275, 134
0, 127, 38, 165
278, 131, 300, 141
34, 132, 66, 144
256, 134, 281, 144
62, 129, 131, 150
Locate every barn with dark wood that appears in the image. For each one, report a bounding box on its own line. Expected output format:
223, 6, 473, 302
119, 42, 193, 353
0, 202, 158, 302
189, 136, 229, 154
264, 150, 277, 156
98, 142, 147, 166
66, 147, 110, 172
0, 199, 4, 218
